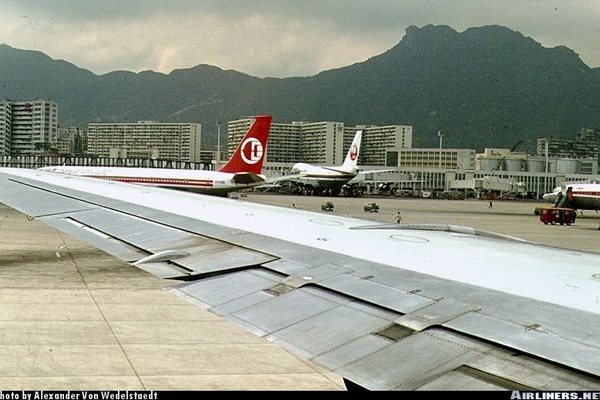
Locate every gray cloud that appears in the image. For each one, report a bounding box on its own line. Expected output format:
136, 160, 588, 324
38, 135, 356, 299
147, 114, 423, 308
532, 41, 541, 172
0, 0, 598, 78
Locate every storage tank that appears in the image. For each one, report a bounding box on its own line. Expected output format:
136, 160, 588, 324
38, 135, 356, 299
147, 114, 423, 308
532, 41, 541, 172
503, 159, 523, 172
556, 159, 579, 174
480, 157, 502, 171
526, 158, 545, 173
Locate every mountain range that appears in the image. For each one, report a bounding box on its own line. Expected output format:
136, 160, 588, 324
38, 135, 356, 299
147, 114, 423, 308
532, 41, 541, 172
1, 24, 600, 154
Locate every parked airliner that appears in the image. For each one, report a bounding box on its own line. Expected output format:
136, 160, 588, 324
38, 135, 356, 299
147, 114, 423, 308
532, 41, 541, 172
542, 180, 600, 211
270, 130, 384, 196
281, 130, 362, 193
39, 115, 272, 197
270, 130, 395, 196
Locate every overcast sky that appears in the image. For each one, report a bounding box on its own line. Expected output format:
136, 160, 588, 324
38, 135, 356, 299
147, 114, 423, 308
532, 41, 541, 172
1, 0, 598, 78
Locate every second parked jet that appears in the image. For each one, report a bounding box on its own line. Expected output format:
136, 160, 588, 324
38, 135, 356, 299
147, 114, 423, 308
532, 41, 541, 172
269, 130, 363, 196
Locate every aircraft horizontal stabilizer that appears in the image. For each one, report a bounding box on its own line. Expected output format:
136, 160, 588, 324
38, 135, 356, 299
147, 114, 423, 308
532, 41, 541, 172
231, 172, 266, 184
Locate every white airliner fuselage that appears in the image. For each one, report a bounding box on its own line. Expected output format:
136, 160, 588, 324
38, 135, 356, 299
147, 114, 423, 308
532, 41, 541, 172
38, 166, 267, 196
542, 181, 600, 211
286, 163, 359, 189
39, 115, 272, 197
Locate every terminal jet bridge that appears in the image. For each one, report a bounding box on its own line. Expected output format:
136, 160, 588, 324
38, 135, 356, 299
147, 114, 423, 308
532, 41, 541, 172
450, 175, 526, 198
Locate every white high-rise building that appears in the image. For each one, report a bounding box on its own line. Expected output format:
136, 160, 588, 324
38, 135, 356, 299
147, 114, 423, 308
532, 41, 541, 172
0, 100, 11, 156
0, 99, 58, 156
86, 121, 202, 162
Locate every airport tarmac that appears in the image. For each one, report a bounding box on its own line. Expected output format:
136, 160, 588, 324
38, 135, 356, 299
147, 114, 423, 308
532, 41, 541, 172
1, 193, 598, 391
245, 193, 600, 254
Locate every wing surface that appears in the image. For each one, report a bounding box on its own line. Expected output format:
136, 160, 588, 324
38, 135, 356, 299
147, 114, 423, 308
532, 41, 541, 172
1, 167, 600, 391
357, 168, 398, 175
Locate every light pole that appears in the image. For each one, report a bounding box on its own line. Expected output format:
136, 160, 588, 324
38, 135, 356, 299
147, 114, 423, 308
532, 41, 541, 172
438, 130, 444, 169
216, 120, 222, 170
544, 137, 549, 174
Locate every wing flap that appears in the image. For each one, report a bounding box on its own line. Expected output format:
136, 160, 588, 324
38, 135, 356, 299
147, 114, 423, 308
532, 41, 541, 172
448, 312, 600, 375
339, 330, 482, 390
40, 213, 149, 263
54, 208, 276, 278
175, 269, 284, 312
173, 269, 600, 390
319, 273, 435, 313
40, 208, 277, 279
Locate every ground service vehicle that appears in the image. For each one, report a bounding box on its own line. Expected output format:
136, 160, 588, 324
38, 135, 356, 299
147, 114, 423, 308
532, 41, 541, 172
321, 201, 334, 212
539, 207, 577, 225
534, 205, 548, 215
364, 202, 380, 212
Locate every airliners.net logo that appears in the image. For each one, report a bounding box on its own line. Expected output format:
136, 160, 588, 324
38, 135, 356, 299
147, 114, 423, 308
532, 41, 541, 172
511, 392, 600, 399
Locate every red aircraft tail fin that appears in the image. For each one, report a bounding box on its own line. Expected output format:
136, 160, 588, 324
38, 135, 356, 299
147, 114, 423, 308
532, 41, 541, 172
218, 115, 272, 174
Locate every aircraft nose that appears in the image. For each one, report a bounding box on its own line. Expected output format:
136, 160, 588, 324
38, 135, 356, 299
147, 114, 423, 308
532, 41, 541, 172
542, 193, 556, 202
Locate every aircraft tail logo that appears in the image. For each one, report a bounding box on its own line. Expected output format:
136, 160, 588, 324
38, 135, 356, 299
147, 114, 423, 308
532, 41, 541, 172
240, 137, 264, 165
218, 115, 272, 174
341, 130, 362, 171
349, 143, 358, 161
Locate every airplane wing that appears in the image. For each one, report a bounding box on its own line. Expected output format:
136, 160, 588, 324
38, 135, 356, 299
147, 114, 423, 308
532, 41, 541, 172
358, 168, 398, 175
320, 166, 356, 175
1, 167, 600, 391
346, 169, 398, 185
264, 174, 304, 184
